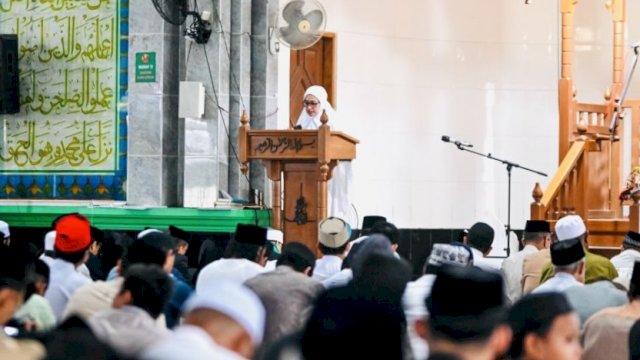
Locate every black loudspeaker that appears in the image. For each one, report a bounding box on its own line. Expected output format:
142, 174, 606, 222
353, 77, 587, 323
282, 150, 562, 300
0, 34, 19, 115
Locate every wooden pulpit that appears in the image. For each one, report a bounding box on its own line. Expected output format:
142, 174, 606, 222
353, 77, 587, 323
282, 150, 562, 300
238, 112, 359, 252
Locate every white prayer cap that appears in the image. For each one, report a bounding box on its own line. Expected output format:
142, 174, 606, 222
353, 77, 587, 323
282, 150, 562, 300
267, 228, 284, 244
318, 217, 350, 248
428, 243, 472, 267
137, 228, 162, 239
44, 231, 56, 251
0, 220, 9, 238
185, 282, 265, 345
554, 215, 586, 241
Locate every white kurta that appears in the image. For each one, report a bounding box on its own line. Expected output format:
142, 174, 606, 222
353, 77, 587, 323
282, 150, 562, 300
470, 248, 501, 272
322, 268, 353, 289
610, 249, 640, 280
531, 272, 582, 294
45, 258, 91, 322
402, 274, 437, 360
312, 255, 343, 281
62, 277, 122, 321
500, 244, 539, 303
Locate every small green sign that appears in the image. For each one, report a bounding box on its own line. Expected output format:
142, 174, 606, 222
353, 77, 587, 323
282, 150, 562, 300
135, 52, 156, 83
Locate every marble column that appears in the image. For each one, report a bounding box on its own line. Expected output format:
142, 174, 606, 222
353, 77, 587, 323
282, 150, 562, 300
126, 1, 180, 206
250, 0, 280, 206
228, 0, 253, 199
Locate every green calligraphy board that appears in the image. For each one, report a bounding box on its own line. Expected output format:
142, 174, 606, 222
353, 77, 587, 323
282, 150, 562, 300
0, 0, 129, 200
135, 52, 156, 83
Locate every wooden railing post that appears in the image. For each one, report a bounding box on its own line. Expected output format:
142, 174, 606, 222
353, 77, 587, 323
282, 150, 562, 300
559, 0, 577, 160
531, 183, 544, 220
317, 110, 330, 221
239, 111, 250, 175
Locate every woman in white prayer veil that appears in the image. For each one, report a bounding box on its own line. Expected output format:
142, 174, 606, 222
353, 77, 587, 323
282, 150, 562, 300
296, 85, 355, 226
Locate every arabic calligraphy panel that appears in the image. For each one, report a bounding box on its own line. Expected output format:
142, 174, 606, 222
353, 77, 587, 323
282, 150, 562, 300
249, 135, 319, 159
0, 0, 127, 200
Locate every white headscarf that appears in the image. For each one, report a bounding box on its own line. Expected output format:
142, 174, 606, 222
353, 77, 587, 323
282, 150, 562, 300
296, 85, 338, 130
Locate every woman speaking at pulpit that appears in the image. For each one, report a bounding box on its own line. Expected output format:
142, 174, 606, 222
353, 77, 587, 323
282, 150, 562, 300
296, 85, 355, 227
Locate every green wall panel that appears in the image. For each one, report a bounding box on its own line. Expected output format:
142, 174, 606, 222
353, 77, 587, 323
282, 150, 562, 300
0, 206, 270, 233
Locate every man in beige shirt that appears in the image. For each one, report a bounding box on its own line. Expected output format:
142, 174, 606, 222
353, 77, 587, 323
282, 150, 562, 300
522, 248, 551, 294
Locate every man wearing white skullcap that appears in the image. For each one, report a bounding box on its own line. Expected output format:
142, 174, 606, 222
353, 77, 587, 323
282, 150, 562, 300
39, 231, 57, 266
264, 228, 284, 271
142, 282, 266, 360
538, 215, 617, 285
0, 220, 10, 247
313, 217, 351, 281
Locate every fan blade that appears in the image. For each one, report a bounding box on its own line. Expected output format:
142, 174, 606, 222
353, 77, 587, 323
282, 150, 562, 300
282, 0, 306, 24
152, 0, 188, 25
303, 9, 324, 32
284, 30, 319, 49
278, 26, 295, 39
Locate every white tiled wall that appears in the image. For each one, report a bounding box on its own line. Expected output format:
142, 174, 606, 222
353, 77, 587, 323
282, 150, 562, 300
276, 0, 628, 232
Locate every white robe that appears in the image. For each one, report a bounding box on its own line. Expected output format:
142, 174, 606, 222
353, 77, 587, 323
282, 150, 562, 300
610, 249, 640, 280
296, 89, 354, 226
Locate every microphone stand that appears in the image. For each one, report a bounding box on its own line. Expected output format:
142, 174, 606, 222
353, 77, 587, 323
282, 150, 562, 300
451, 143, 547, 257
610, 44, 640, 133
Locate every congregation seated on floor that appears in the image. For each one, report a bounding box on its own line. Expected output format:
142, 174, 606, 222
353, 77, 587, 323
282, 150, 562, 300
2, 213, 640, 360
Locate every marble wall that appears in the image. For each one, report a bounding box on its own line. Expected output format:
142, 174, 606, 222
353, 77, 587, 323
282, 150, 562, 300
180, 0, 230, 208
127, 1, 181, 206
126, 0, 277, 207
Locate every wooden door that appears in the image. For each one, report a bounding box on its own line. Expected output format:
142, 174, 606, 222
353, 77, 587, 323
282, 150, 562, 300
289, 34, 336, 127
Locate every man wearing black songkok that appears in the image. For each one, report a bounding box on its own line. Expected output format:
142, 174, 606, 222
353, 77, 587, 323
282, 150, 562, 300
415, 264, 511, 360
501, 220, 550, 303
300, 246, 412, 360
532, 238, 584, 294
196, 224, 269, 291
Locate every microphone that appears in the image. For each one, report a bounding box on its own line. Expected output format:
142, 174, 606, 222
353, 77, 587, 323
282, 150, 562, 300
441, 135, 473, 148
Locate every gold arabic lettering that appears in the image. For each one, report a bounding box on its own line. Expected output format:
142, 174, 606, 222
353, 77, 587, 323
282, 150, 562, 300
0, 120, 114, 168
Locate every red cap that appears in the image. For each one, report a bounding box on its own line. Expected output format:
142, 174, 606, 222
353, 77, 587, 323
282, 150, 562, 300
54, 214, 92, 253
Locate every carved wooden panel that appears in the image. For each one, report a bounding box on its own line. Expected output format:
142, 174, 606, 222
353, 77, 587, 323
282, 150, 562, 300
247, 133, 319, 159
283, 162, 321, 255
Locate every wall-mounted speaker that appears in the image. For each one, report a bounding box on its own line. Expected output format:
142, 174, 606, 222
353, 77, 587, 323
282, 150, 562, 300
0, 34, 19, 115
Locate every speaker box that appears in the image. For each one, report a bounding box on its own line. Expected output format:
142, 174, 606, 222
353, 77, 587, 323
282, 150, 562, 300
0, 34, 19, 115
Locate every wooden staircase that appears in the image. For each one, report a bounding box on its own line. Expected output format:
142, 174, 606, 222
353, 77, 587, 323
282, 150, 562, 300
530, 0, 640, 256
